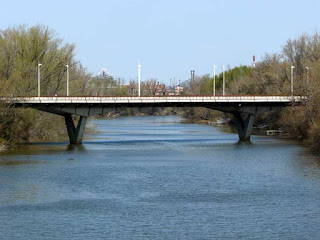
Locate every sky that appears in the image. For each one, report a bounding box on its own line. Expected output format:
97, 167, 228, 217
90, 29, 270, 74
1, 0, 320, 84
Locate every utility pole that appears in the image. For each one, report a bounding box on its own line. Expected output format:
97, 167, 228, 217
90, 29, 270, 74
213, 65, 216, 96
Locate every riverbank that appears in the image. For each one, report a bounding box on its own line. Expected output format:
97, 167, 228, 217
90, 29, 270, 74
183, 115, 310, 145
0, 143, 8, 152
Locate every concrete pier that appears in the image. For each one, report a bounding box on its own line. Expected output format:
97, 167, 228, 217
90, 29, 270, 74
234, 113, 256, 141
64, 115, 87, 144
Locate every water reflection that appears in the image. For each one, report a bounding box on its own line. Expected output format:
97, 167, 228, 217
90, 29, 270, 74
0, 159, 46, 166
294, 151, 320, 179
66, 144, 86, 152
234, 140, 255, 147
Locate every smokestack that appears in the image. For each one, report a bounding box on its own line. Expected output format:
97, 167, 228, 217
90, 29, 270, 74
252, 55, 256, 67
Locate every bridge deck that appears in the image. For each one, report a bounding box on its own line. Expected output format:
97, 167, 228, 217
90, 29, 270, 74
7, 95, 305, 104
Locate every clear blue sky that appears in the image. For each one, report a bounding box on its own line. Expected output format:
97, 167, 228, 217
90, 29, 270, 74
1, 0, 320, 84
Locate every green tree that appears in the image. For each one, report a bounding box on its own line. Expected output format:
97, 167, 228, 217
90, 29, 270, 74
0, 25, 91, 144
0, 25, 90, 96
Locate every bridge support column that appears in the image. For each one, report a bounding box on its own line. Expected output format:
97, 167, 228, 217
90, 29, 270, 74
64, 115, 87, 144
234, 112, 255, 141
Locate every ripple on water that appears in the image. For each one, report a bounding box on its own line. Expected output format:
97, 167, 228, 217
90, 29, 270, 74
0, 116, 320, 240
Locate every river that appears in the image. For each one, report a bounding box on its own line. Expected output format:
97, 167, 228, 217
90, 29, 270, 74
0, 115, 320, 239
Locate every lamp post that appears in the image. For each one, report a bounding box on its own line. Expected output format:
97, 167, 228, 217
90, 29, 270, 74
138, 64, 141, 97
305, 66, 309, 95
191, 70, 195, 82
222, 66, 225, 96
38, 63, 42, 97
213, 65, 216, 96
66, 64, 69, 96
291, 65, 295, 97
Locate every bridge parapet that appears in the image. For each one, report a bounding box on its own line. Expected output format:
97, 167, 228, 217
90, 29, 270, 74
5, 95, 306, 104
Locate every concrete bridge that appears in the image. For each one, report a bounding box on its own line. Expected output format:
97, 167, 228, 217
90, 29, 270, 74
6, 95, 305, 144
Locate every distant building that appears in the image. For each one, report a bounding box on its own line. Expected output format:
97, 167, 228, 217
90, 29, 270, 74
155, 83, 166, 95
174, 85, 183, 95
166, 85, 184, 95
128, 82, 184, 96
129, 81, 138, 95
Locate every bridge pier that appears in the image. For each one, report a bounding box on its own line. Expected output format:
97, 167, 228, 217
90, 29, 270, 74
234, 112, 255, 141
64, 114, 87, 144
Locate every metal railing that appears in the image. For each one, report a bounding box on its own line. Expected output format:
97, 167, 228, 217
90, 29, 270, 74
3, 95, 307, 104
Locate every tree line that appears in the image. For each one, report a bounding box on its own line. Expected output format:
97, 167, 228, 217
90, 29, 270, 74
1, 24, 320, 151
0, 24, 171, 144
182, 32, 320, 150
0, 25, 91, 144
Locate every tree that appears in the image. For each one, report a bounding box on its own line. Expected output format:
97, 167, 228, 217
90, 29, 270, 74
0, 25, 90, 96
0, 25, 91, 144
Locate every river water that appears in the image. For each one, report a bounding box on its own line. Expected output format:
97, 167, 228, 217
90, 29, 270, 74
0, 115, 320, 239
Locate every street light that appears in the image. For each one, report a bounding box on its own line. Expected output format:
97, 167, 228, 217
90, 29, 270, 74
38, 63, 42, 97
66, 64, 69, 96
305, 66, 309, 95
213, 65, 216, 96
191, 70, 195, 82
222, 66, 225, 96
137, 64, 141, 97
291, 65, 295, 97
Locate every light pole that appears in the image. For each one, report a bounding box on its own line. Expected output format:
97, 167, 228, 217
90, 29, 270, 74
213, 65, 216, 96
66, 64, 69, 96
222, 66, 225, 96
305, 66, 309, 95
191, 70, 195, 82
38, 63, 42, 97
138, 64, 141, 97
291, 65, 295, 97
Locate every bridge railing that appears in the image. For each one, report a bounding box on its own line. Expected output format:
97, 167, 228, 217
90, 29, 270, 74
4, 95, 307, 104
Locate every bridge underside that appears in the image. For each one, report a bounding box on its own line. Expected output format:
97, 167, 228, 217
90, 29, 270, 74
11, 102, 289, 144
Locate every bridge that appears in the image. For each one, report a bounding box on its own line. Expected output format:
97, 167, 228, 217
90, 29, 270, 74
5, 95, 305, 144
